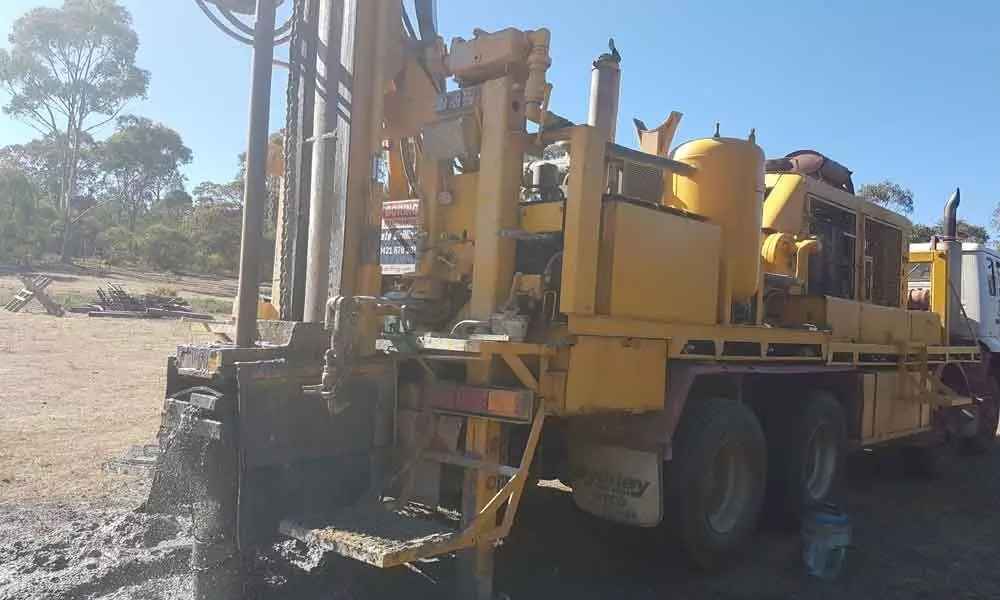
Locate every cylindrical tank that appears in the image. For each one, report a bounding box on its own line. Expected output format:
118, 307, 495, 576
671, 136, 765, 303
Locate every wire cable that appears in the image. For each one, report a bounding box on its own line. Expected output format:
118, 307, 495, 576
216, 5, 257, 36
194, 0, 255, 44
194, 0, 294, 47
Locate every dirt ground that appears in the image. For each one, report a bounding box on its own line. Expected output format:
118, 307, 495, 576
2, 308, 1000, 599
0, 313, 199, 506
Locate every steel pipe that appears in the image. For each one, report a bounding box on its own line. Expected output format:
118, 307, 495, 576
234, 0, 278, 347
286, 0, 318, 321
941, 188, 966, 343
604, 141, 697, 178
943, 187, 960, 238
303, 0, 346, 322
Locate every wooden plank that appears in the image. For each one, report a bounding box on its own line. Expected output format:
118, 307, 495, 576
88, 311, 161, 319
146, 308, 214, 321
4, 275, 62, 316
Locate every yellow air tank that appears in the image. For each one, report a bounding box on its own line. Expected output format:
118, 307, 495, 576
670, 136, 765, 305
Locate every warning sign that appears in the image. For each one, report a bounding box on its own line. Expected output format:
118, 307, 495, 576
381, 199, 419, 275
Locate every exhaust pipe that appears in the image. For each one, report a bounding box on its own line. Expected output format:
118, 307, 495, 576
943, 188, 960, 238
941, 188, 965, 344
588, 39, 621, 143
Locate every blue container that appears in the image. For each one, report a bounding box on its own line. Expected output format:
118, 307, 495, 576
802, 504, 852, 580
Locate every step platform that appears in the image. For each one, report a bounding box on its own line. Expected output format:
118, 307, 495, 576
280, 500, 463, 568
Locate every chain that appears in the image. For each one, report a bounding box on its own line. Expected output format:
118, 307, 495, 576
277, 0, 303, 320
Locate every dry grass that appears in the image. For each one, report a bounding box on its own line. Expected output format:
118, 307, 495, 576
0, 264, 238, 507
0, 313, 197, 506
0, 263, 241, 316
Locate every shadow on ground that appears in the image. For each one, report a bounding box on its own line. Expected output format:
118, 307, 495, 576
250, 445, 1000, 600
3, 445, 998, 600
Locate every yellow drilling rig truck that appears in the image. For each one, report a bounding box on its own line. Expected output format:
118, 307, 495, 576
147, 1, 999, 598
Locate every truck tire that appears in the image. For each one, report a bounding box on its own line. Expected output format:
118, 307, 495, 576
764, 390, 846, 523
664, 397, 766, 568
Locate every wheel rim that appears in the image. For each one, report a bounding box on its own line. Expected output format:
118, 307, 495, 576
804, 422, 837, 501
706, 440, 752, 534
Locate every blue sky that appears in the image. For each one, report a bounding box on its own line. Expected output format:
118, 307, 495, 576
1, 0, 998, 230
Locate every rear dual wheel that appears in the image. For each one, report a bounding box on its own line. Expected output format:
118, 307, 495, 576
664, 398, 766, 568
664, 391, 847, 567
763, 390, 847, 522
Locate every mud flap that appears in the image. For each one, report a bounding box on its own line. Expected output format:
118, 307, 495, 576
567, 444, 663, 527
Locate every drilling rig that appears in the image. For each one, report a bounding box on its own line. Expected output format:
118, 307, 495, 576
147, 1, 999, 598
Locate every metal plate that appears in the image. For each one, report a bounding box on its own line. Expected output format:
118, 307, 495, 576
421, 116, 479, 161
234, 358, 391, 547
434, 87, 480, 114
280, 501, 459, 568
236, 359, 381, 468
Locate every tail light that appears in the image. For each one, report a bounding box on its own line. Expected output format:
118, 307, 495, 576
421, 381, 534, 423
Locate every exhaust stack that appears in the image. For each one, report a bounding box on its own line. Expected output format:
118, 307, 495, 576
940, 188, 966, 343
588, 39, 621, 142
943, 188, 960, 238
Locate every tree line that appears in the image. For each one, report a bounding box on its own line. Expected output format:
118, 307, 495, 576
0, 0, 277, 276
0, 1, 993, 277
857, 180, 990, 244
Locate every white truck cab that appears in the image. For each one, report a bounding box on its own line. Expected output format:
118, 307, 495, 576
909, 242, 1000, 352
